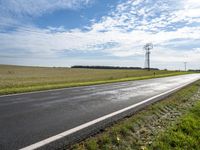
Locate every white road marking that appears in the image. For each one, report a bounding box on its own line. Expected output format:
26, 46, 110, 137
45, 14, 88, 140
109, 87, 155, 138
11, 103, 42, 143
20, 77, 200, 150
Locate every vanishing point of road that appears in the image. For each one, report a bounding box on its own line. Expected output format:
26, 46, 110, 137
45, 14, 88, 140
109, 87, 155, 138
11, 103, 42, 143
0, 74, 200, 150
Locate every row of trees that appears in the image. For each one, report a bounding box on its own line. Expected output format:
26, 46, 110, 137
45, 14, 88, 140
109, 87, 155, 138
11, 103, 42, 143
188, 69, 200, 72
71, 65, 159, 70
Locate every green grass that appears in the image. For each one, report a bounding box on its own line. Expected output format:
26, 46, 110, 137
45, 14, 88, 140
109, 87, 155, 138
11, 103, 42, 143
71, 80, 200, 150
0, 64, 188, 95
150, 102, 200, 150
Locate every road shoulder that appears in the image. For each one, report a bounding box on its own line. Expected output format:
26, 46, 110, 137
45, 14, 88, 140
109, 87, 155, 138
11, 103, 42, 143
71, 80, 200, 150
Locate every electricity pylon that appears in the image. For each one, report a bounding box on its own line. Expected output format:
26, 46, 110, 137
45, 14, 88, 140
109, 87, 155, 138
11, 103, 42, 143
144, 43, 153, 71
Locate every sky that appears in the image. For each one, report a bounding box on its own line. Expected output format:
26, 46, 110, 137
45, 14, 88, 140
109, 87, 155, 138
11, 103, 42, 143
0, 0, 200, 70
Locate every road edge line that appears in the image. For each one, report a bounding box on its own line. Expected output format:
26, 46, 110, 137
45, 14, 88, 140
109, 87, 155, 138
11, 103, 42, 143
20, 78, 199, 150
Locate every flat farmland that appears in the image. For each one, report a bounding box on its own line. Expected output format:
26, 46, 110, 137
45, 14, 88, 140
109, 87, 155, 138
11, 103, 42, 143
0, 65, 187, 95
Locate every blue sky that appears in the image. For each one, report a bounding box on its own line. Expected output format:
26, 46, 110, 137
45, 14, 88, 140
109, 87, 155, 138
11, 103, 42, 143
0, 0, 200, 70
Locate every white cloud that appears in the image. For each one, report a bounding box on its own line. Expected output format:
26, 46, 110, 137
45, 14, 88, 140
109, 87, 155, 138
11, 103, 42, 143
0, 0, 93, 28
1, 0, 200, 69
1, 25, 200, 59
183, 0, 200, 9
1, 0, 92, 17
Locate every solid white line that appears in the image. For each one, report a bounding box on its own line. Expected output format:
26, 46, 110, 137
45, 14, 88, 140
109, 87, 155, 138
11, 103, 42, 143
19, 77, 199, 150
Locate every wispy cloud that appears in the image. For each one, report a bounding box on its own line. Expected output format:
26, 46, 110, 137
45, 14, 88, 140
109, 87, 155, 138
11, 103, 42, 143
0, 0, 93, 27
1, 0, 93, 16
1, 0, 200, 69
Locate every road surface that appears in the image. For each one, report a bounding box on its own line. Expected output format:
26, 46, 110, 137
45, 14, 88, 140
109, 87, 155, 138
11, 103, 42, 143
0, 74, 200, 150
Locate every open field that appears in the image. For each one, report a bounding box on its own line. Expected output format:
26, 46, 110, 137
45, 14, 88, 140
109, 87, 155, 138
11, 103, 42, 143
71, 80, 200, 150
0, 64, 188, 95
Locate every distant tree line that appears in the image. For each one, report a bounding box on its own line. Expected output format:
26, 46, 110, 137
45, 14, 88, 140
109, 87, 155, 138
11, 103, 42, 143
71, 65, 159, 70
188, 69, 200, 72
143, 67, 159, 70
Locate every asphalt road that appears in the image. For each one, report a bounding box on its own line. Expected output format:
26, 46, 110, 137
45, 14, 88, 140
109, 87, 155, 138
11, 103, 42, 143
0, 74, 200, 150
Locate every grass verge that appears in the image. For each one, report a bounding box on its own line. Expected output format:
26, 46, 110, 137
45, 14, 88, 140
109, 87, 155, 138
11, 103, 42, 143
0, 72, 188, 95
150, 101, 200, 150
71, 80, 200, 150
0, 64, 189, 95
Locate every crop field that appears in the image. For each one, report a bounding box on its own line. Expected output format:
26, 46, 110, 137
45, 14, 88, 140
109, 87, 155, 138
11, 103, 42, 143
0, 64, 187, 95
